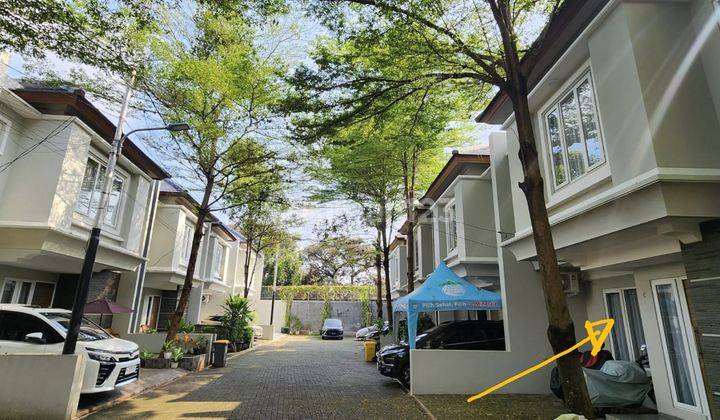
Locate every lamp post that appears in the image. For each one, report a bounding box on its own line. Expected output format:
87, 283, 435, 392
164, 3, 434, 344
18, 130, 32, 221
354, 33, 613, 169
62, 90, 190, 354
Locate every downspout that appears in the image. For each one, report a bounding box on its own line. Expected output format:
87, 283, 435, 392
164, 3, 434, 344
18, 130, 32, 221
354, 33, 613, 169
129, 179, 161, 333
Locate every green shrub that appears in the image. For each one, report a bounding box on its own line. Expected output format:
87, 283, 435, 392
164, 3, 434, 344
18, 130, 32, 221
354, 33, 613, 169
140, 350, 159, 360
220, 295, 255, 345
170, 347, 184, 363
178, 319, 195, 333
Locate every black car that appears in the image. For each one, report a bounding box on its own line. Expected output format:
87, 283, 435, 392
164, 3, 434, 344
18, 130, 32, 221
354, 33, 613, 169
321, 318, 344, 340
376, 320, 505, 386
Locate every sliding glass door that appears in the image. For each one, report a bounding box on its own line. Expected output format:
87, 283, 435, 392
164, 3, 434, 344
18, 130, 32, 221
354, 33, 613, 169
652, 278, 705, 414
604, 288, 646, 361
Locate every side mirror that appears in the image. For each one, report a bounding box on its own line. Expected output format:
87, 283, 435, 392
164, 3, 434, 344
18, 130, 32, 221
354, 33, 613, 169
25, 332, 46, 344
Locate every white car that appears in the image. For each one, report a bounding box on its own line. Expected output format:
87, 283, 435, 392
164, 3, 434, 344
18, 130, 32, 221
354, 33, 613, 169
0, 305, 140, 394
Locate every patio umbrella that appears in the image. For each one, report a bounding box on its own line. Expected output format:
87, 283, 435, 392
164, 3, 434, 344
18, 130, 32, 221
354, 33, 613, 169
84, 298, 134, 327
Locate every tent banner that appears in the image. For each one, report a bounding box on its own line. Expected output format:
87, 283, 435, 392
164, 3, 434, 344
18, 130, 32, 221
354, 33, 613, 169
411, 300, 500, 311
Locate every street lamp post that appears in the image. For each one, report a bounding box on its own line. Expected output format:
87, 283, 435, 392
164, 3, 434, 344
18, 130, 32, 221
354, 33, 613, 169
62, 87, 190, 354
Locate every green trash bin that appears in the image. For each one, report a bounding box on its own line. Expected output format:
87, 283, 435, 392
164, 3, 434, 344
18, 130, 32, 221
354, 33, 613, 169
213, 340, 229, 367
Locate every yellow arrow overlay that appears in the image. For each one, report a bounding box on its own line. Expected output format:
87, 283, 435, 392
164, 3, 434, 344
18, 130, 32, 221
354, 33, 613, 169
467, 318, 615, 403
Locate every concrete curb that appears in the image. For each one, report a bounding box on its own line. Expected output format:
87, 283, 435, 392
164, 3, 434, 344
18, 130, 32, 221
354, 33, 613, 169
76, 336, 288, 418
397, 380, 437, 420
75, 369, 189, 419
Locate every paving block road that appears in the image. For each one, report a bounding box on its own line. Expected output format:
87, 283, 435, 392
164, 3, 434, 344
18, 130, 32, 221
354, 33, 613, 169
90, 336, 430, 419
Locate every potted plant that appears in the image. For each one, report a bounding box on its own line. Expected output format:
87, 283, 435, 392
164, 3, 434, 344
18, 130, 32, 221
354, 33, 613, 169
163, 340, 174, 359
140, 350, 158, 368
219, 295, 255, 352
170, 347, 184, 369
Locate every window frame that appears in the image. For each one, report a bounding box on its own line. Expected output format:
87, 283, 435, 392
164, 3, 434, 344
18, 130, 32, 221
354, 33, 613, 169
0, 114, 11, 156
212, 240, 227, 280
651, 278, 707, 414
74, 154, 128, 229
602, 287, 646, 362
180, 223, 194, 267
0, 278, 56, 306
541, 68, 606, 192
444, 200, 458, 255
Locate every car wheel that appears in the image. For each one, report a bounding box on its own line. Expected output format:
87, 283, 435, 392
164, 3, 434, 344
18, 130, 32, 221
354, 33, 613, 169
400, 364, 410, 387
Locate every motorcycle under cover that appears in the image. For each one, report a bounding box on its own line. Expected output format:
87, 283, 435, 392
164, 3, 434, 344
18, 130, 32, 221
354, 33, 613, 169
584, 361, 652, 406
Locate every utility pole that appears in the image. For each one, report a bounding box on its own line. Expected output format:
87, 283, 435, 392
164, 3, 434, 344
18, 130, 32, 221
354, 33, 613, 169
270, 243, 280, 325
63, 72, 135, 355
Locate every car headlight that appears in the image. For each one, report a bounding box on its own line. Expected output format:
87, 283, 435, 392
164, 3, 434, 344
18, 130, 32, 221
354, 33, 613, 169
87, 350, 116, 362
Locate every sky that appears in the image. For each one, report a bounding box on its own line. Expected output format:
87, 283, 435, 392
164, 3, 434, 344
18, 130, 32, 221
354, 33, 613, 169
2, 8, 492, 250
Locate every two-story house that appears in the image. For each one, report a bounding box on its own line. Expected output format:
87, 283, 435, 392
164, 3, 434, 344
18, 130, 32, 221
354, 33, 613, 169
127, 180, 261, 332
0, 84, 168, 332
479, 1, 720, 418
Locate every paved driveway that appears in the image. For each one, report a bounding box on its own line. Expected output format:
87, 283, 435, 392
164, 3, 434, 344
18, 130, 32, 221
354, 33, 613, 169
91, 336, 429, 419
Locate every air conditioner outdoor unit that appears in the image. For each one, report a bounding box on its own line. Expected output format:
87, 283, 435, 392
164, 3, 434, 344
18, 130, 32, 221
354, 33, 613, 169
560, 271, 580, 296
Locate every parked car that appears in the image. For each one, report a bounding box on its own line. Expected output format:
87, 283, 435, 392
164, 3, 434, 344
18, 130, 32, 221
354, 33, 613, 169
376, 320, 505, 386
321, 318, 344, 340
0, 305, 141, 394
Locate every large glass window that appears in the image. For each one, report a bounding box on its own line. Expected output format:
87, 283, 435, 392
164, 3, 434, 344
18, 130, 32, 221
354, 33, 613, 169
75, 157, 125, 226
212, 242, 226, 279
181, 224, 194, 265
446, 203, 457, 253
652, 279, 703, 411
0, 280, 55, 306
604, 288, 646, 361
544, 73, 604, 189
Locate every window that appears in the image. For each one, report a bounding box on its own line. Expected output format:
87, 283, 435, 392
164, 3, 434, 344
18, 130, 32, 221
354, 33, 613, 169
652, 279, 705, 412
0, 311, 63, 344
604, 288, 646, 361
446, 203, 457, 253
544, 73, 604, 190
180, 224, 194, 265
0, 279, 55, 307
75, 157, 125, 226
413, 234, 420, 271
212, 242, 226, 279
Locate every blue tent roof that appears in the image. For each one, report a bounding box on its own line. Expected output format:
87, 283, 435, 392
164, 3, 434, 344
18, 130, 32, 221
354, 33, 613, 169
392, 262, 502, 349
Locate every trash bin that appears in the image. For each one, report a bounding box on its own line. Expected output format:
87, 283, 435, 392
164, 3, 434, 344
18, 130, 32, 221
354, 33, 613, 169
364, 340, 377, 362
213, 340, 229, 368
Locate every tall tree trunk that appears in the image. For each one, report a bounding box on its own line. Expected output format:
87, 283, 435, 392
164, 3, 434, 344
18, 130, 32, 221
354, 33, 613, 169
243, 238, 253, 298
492, 1, 593, 416
379, 201, 393, 325
165, 175, 214, 344
374, 228, 384, 320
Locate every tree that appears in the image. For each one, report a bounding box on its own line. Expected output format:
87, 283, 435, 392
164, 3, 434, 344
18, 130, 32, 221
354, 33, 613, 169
303, 216, 376, 284
288, 0, 593, 416
263, 239, 303, 286
0, 0, 157, 73
234, 201, 295, 298
140, 8, 287, 344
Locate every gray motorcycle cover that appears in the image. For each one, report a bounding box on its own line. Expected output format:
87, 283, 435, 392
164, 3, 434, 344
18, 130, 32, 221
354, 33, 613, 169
583, 360, 652, 406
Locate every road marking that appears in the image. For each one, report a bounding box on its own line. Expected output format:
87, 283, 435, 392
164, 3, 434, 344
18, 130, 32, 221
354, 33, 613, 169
467, 318, 614, 403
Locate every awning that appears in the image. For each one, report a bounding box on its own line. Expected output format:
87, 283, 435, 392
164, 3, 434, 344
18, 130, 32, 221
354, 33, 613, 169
393, 262, 502, 349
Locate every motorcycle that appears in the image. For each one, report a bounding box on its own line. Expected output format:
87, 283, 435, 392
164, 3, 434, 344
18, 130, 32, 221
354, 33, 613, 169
550, 345, 654, 408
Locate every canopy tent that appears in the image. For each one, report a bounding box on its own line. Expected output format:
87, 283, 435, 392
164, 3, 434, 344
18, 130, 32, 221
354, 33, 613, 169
392, 262, 503, 349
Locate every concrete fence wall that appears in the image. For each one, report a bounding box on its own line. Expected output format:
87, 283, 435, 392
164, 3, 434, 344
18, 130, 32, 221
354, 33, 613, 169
254, 299, 378, 333
0, 354, 85, 419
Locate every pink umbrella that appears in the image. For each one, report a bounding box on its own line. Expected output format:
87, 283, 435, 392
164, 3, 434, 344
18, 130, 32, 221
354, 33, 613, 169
84, 298, 133, 326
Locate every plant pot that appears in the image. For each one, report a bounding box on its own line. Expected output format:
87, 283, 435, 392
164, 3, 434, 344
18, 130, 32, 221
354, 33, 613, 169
280, 327, 289, 334
143, 358, 170, 369
180, 354, 206, 371
170, 361, 179, 369
163, 352, 171, 359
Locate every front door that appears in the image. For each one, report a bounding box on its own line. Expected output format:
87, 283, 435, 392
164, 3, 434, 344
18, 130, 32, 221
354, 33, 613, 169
652, 278, 708, 415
